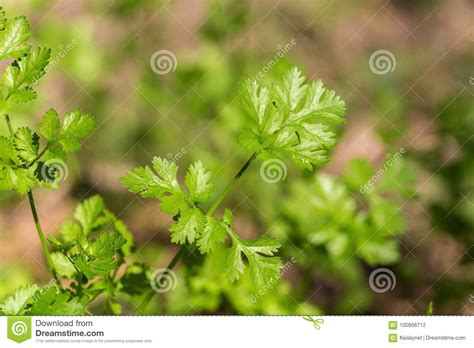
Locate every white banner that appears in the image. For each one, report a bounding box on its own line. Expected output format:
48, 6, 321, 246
0, 316, 472, 347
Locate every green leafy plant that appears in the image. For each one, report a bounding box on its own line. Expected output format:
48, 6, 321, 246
0, 195, 145, 315
121, 67, 346, 304
279, 157, 416, 266
0, 7, 96, 279
0, 6, 350, 315
0, 8, 138, 315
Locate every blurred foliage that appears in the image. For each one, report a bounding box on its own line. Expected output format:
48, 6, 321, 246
0, 0, 472, 315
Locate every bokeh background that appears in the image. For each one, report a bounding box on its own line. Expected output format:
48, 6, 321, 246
0, 0, 473, 315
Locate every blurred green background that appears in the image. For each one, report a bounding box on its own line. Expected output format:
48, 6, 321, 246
0, 0, 472, 315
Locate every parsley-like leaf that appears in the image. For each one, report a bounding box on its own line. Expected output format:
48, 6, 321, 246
226, 233, 282, 288
39, 108, 61, 142
0, 16, 31, 59
58, 111, 96, 152
170, 207, 205, 244
29, 287, 85, 315
185, 161, 214, 204
0, 285, 38, 315
239, 67, 346, 170
13, 126, 39, 163
121, 157, 187, 214
196, 216, 227, 254
50, 195, 132, 280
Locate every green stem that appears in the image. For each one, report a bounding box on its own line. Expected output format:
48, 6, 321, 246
207, 152, 257, 215
27, 191, 58, 280
166, 245, 186, 270
4, 114, 58, 281
136, 246, 187, 314
28, 144, 49, 168
5, 114, 14, 135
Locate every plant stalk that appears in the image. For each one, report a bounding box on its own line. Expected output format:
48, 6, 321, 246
4, 114, 58, 281
206, 152, 257, 215
27, 191, 58, 280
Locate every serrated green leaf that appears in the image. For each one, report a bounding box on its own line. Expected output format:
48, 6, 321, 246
0, 284, 38, 315
2, 47, 50, 95
247, 251, 282, 288
58, 111, 96, 152
170, 208, 205, 244
0, 86, 36, 113
241, 234, 280, 256
196, 216, 227, 254
121, 157, 187, 215
185, 161, 214, 203
13, 127, 39, 163
0, 135, 15, 160
0, 16, 31, 59
51, 195, 132, 284
239, 67, 346, 170
120, 166, 161, 197
51, 252, 77, 278
39, 108, 60, 142
15, 46, 50, 85
59, 221, 81, 242
74, 195, 105, 234
2, 166, 37, 195
225, 233, 282, 289
225, 241, 245, 283
222, 208, 234, 226
151, 157, 181, 192
240, 78, 271, 127
29, 287, 85, 315
10, 86, 36, 103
